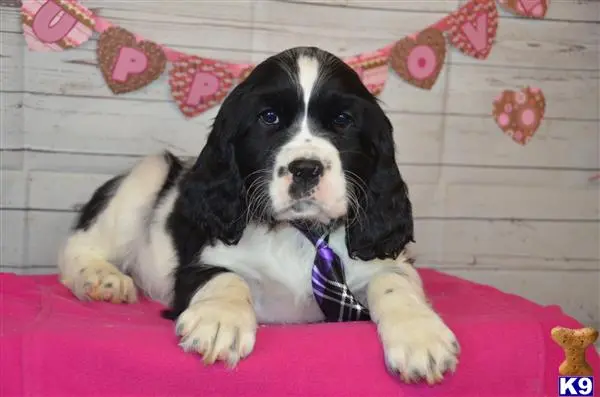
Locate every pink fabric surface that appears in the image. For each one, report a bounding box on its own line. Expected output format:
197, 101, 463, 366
1, 269, 597, 397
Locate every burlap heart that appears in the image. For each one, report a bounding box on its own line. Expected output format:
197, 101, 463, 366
169, 55, 234, 118
390, 28, 446, 90
492, 87, 546, 145
447, 0, 498, 60
97, 27, 166, 95
498, 0, 548, 18
22, 0, 95, 51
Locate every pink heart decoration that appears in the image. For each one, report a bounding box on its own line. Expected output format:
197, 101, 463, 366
492, 87, 546, 145
498, 0, 548, 18
22, 0, 95, 51
447, 0, 498, 60
169, 55, 234, 118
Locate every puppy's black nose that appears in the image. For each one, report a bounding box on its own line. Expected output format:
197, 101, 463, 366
288, 159, 324, 182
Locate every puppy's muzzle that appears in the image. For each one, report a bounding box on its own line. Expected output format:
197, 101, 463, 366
287, 158, 324, 199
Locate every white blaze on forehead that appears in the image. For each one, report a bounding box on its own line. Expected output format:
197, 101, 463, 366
297, 55, 320, 136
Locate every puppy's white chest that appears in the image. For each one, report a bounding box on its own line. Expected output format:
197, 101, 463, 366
200, 224, 325, 323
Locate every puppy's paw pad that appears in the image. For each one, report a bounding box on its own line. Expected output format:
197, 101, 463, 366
380, 316, 459, 384
176, 300, 256, 367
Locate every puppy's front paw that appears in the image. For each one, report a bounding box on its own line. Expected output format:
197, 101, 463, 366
379, 314, 459, 384
62, 261, 137, 303
176, 298, 257, 368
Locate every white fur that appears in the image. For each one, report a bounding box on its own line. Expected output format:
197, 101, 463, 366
367, 270, 459, 384
176, 273, 257, 367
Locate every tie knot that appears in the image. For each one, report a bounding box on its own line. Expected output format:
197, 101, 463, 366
316, 242, 334, 263
292, 223, 329, 246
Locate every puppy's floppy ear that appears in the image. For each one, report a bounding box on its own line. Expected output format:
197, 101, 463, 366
177, 95, 246, 245
346, 109, 414, 261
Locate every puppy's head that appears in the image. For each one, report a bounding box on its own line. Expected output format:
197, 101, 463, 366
182, 47, 413, 259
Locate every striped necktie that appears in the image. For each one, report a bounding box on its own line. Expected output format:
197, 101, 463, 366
293, 224, 370, 322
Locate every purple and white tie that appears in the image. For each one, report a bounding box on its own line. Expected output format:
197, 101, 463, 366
294, 225, 370, 322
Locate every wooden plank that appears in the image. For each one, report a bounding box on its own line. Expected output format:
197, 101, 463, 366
433, 166, 600, 189
0, 150, 24, 170
0, 31, 24, 93
346, 0, 459, 12
447, 66, 599, 120
87, 0, 254, 26
251, 1, 446, 50
21, 93, 214, 156
379, 71, 448, 114
442, 116, 599, 169
0, 265, 59, 275
543, 0, 600, 22
346, 0, 600, 22
25, 151, 142, 174
26, 211, 74, 268
440, 268, 600, 329
0, 210, 25, 268
1, 93, 24, 149
1, 170, 26, 208
443, 184, 599, 219
0, 6, 20, 33
290, 0, 350, 6
28, 172, 114, 211
414, 219, 600, 270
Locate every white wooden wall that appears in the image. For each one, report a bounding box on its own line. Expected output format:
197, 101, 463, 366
1, 0, 598, 328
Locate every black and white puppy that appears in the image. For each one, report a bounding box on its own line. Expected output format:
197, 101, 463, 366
58, 47, 459, 384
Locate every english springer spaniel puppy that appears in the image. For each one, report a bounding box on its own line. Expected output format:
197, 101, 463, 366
58, 47, 459, 384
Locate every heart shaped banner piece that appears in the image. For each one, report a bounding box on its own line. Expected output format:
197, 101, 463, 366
169, 55, 235, 118
344, 48, 390, 96
22, 0, 95, 51
447, 0, 498, 59
498, 0, 548, 18
492, 87, 546, 145
390, 28, 446, 90
97, 27, 167, 95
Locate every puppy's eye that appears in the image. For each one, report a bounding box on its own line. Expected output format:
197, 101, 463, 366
258, 109, 280, 125
332, 112, 354, 128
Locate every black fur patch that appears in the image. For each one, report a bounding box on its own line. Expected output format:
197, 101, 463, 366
153, 151, 184, 210
73, 174, 124, 231
162, 208, 230, 320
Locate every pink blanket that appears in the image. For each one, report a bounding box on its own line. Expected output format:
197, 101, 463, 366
1, 270, 597, 397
